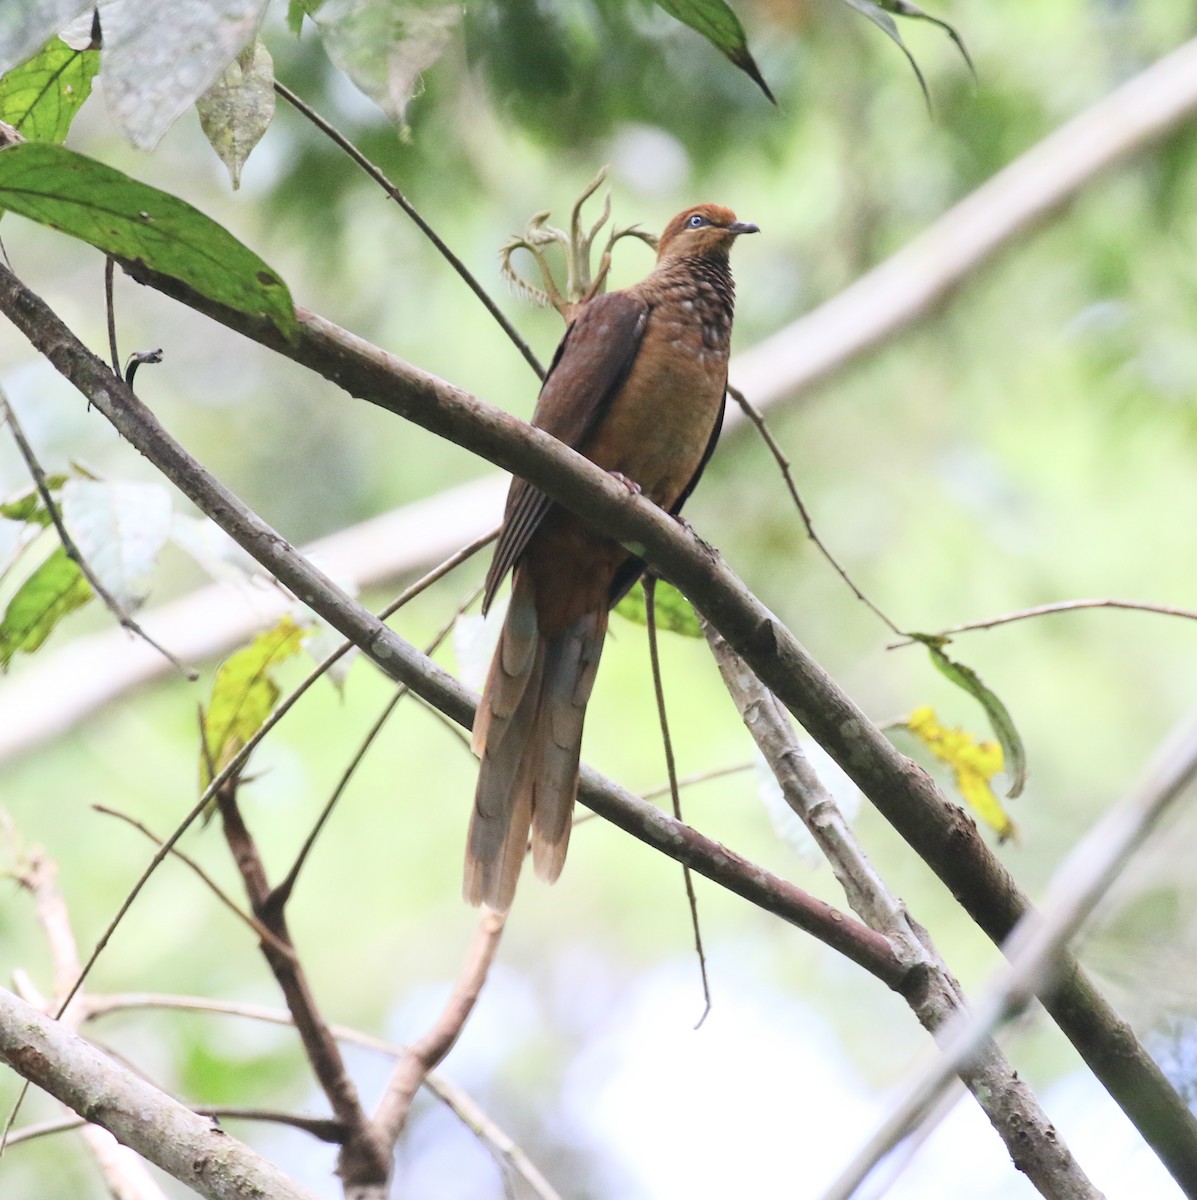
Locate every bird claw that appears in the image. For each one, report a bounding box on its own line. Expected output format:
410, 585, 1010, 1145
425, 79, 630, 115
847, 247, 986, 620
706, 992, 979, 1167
608, 471, 643, 496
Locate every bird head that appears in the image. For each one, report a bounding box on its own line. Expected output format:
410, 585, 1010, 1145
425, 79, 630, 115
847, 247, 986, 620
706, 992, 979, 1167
656, 204, 759, 262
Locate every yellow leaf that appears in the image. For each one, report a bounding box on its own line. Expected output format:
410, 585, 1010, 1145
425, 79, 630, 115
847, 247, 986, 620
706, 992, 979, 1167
200, 615, 306, 790
905, 706, 1017, 842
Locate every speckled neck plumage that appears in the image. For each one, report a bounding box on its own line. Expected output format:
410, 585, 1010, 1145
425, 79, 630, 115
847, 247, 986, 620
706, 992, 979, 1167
642, 253, 736, 353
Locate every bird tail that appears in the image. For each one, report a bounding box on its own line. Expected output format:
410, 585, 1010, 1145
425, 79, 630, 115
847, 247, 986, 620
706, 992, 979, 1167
465, 569, 607, 910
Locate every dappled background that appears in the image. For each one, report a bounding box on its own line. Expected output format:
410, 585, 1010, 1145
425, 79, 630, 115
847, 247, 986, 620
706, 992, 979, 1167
1, 0, 1194, 1195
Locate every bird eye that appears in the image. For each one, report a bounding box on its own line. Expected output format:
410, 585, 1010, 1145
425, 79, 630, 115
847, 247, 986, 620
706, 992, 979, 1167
687, 213, 707, 228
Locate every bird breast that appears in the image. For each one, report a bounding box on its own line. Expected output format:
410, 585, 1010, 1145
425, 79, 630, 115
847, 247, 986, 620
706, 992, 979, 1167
580, 282, 731, 507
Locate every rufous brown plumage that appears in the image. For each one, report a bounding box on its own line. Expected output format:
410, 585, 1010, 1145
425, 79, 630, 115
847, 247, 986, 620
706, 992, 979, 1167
465, 203, 758, 910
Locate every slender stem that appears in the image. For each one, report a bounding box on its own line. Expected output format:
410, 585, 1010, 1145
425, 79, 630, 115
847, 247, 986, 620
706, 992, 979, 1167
93, 805, 291, 955
728, 384, 902, 636
103, 258, 119, 375
273, 81, 544, 380
643, 576, 711, 1027
0, 386, 196, 679
888, 597, 1197, 647
272, 584, 482, 907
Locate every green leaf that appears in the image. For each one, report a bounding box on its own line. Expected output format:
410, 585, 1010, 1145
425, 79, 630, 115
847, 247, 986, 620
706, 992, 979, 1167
287, 0, 324, 35
654, 0, 775, 104
615, 579, 702, 638
196, 39, 276, 190
0, 143, 297, 341
0, 544, 92, 669
0, 474, 69, 526
201, 616, 306, 788
840, 0, 930, 109
0, 33, 98, 143
912, 635, 1028, 799
876, 0, 975, 77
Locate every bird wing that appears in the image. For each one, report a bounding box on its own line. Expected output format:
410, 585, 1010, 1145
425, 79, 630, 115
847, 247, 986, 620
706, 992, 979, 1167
482, 291, 649, 611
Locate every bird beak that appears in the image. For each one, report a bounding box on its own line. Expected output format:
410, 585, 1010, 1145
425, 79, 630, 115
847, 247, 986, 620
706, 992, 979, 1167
726, 221, 760, 235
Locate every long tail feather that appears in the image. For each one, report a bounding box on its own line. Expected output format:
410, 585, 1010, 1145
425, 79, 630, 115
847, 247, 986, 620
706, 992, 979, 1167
465, 572, 607, 909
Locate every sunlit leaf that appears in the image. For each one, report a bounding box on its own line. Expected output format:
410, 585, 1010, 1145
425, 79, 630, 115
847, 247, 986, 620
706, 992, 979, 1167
0, 143, 297, 341
61, 479, 173, 609
313, 0, 460, 130
95, 0, 270, 150
615, 579, 701, 637
0, 544, 92, 669
197, 39, 275, 190
911, 636, 1027, 798
905, 705, 1016, 841
0, 32, 98, 143
201, 616, 306, 788
0, 474, 69, 527
654, 0, 775, 104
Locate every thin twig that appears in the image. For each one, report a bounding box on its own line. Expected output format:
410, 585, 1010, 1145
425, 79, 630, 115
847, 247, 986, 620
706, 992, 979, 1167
82, 992, 562, 1200
272, 81, 543, 380
5, 847, 171, 1198
272, 583, 483, 907
643, 576, 711, 1027
702, 622, 1100, 1200
212, 787, 384, 1184
92, 804, 291, 956
0, 386, 196, 679
826, 707, 1197, 1199
371, 908, 507, 1147
5, 1107, 346, 1147
104, 258, 119, 375
728, 384, 902, 636
571, 761, 755, 828
887, 597, 1197, 647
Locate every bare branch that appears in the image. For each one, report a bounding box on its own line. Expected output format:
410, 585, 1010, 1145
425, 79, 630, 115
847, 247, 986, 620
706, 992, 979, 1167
83, 992, 563, 1200
211, 789, 384, 1185
371, 909, 507, 1150
0, 987, 321, 1200
644, 576, 711, 1025
827, 706, 1197, 1197
887, 597, 1197, 647
704, 624, 1100, 1199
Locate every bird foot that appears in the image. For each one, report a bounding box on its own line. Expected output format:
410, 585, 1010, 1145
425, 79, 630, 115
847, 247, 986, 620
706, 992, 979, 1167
608, 471, 643, 495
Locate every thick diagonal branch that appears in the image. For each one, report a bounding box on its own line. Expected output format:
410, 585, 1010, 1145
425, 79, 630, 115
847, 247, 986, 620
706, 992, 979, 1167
705, 626, 1099, 1200
2, 263, 1193, 1191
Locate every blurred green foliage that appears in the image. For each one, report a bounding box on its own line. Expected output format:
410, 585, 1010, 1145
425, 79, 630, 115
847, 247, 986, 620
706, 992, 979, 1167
1, 1, 1194, 1196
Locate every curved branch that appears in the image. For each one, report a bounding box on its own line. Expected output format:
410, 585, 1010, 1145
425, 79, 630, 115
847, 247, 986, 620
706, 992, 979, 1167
0, 987, 320, 1200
